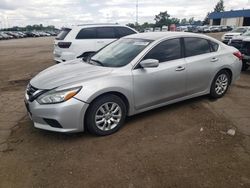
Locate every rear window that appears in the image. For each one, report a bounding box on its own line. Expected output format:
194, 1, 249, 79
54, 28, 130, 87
210, 41, 219, 52
56, 28, 71, 40
76, 28, 97, 39
242, 42, 250, 55
184, 37, 211, 57
96, 27, 116, 39
229, 40, 242, 50
115, 27, 136, 38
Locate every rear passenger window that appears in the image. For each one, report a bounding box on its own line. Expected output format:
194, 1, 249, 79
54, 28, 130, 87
143, 38, 181, 62
96, 27, 116, 39
210, 41, 219, 52
115, 27, 136, 38
56, 28, 71, 40
184, 37, 210, 57
76, 28, 96, 39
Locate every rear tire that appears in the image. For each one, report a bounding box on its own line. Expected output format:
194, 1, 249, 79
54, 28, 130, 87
86, 94, 127, 136
210, 70, 230, 99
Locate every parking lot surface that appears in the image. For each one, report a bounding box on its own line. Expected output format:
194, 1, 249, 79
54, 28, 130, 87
0, 34, 250, 187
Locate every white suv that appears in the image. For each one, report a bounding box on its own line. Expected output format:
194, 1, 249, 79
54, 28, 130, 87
221, 27, 250, 44
54, 24, 137, 63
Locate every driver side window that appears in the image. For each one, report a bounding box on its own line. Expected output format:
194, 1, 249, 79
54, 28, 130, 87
143, 38, 182, 63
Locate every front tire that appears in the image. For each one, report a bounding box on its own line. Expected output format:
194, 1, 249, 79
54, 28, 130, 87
210, 70, 230, 98
86, 94, 127, 136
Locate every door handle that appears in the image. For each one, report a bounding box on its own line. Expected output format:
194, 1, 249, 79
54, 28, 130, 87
211, 57, 218, 62
97, 41, 104, 43
175, 66, 185, 71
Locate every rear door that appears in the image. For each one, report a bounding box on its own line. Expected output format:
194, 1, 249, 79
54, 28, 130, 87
184, 37, 218, 95
73, 27, 97, 57
95, 27, 117, 50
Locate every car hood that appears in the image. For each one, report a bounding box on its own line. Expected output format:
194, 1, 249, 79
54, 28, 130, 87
225, 32, 241, 36
231, 35, 245, 40
30, 59, 113, 89
243, 37, 250, 42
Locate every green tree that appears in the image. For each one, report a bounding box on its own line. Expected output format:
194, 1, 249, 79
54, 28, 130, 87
188, 17, 194, 24
180, 18, 187, 25
214, 0, 225, 12
170, 18, 180, 25
126, 23, 135, 29
203, 12, 210, 25
154, 11, 171, 27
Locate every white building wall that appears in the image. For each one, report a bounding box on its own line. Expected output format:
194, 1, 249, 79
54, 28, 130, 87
225, 18, 237, 26
210, 17, 245, 26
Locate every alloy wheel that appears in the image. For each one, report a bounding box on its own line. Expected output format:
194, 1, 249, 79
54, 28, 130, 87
95, 102, 122, 131
215, 74, 228, 95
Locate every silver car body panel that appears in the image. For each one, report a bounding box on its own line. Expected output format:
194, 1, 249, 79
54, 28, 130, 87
27, 32, 242, 132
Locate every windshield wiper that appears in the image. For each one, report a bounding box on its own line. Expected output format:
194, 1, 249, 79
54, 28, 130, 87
89, 58, 104, 66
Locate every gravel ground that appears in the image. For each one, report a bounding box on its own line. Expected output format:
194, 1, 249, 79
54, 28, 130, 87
0, 34, 250, 188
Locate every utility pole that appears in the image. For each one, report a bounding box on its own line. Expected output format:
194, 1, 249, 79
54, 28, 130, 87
136, 0, 138, 24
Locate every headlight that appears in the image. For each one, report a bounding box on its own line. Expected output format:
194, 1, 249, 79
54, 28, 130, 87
37, 86, 82, 104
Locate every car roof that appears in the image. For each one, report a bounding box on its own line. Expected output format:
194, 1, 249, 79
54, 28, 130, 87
123, 32, 208, 41
69, 23, 126, 29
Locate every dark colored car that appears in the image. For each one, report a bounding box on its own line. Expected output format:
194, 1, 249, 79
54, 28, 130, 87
229, 32, 250, 71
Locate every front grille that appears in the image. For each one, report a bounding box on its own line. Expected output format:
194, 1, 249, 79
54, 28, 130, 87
26, 84, 48, 102
27, 84, 38, 97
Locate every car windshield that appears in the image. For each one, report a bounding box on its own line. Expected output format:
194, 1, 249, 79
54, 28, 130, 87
242, 31, 250, 36
232, 28, 247, 33
89, 38, 152, 67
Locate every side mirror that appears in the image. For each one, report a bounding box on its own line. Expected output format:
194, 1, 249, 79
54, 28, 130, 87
140, 59, 159, 68
79, 52, 96, 62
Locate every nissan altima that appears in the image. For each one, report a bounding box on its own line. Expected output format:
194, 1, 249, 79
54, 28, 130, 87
24, 32, 242, 136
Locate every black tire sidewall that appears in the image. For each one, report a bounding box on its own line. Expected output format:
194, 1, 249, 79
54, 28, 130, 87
86, 94, 127, 136
210, 70, 230, 98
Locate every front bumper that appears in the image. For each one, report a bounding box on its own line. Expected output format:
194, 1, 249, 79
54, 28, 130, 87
24, 94, 89, 133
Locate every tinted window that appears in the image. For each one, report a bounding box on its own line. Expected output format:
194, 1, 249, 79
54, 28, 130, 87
96, 27, 116, 39
242, 42, 250, 55
143, 39, 181, 62
184, 38, 210, 57
115, 27, 136, 38
76, 28, 96, 39
210, 41, 219, 52
56, 28, 71, 40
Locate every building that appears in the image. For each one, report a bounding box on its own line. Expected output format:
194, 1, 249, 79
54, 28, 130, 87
208, 9, 250, 26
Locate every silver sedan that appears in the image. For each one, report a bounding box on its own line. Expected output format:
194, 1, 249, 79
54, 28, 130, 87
25, 32, 242, 136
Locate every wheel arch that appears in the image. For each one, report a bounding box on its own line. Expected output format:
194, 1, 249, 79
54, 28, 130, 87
83, 91, 131, 130
212, 67, 233, 85
218, 68, 233, 84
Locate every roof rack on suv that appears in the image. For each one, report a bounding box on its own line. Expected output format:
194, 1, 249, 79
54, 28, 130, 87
77, 23, 119, 26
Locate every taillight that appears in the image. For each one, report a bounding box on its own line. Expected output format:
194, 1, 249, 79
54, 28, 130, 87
233, 51, 242, 60
58, 42, 71, 48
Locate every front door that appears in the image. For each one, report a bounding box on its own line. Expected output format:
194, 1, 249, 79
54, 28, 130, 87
132, 38, 187, 110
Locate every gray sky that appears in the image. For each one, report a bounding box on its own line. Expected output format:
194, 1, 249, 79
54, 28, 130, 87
0, 0, 249, 28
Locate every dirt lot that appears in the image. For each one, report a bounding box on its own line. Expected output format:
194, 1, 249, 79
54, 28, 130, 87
0, 34, 250, 188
